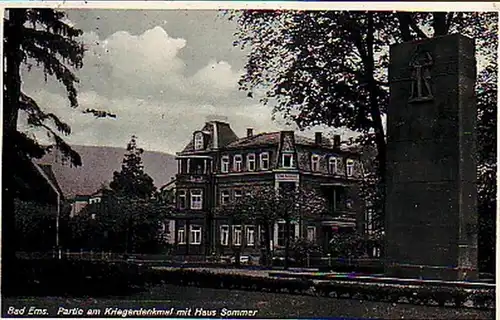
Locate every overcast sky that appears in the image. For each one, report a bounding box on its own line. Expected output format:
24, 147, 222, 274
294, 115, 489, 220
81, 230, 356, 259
19, 9, 355, 154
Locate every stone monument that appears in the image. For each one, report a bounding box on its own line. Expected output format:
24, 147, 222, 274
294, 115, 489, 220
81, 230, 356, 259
385, 34, 478, 280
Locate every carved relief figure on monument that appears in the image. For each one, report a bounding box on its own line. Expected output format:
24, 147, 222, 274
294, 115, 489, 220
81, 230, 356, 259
409, 46, 434, 103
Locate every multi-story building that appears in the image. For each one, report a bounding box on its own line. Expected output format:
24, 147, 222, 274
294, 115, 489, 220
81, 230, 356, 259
170, 119, 364, 258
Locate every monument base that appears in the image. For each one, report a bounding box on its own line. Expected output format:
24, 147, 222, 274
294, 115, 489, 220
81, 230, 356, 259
385, 263, 478, 281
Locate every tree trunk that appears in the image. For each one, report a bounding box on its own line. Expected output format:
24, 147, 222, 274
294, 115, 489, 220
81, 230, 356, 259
263, 223, 272, 267
3, 9, 26, 296
284, 220, 291, 270
365, 13, 388, 230
432, 12, 448, 36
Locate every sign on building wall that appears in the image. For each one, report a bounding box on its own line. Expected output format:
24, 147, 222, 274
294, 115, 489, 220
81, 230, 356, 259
275, 173, 299, 181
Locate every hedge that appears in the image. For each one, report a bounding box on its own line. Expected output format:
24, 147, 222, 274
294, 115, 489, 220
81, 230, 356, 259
6, 259, 150, 297
147, 268, 495, 310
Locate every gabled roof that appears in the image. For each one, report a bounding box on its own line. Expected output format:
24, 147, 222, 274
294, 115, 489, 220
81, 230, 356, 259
181, 121, 239, 153
36, 163, 64, 198
13, 159, 64, 204
224, 131, 336, 150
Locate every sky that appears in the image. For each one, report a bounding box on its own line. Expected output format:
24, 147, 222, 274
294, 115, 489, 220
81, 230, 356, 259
19, 9, 355, 155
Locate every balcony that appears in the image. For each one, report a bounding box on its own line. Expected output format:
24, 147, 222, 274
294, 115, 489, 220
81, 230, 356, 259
176, 155, 212, 183
176, 173, 209, 184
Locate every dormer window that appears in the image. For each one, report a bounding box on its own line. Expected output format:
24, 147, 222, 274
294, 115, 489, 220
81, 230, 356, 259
311, 154, 320, 172
247, 153, 256, 171
329, 156, 341, 175
194, 132, 204, 150
282, 154, 294, 168
221, 155, 229, 173
260, 152, 269, 170
346, 159, 354, 177
234, 155, 243, 172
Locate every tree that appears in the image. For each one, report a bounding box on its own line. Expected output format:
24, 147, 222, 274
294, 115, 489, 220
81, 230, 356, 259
228, 11, 497, 271
3, 8, 113, 294
71, 194, 168, 253
218, 184, 326, 269
14, 199, 56, 251
110, 135, 156, 200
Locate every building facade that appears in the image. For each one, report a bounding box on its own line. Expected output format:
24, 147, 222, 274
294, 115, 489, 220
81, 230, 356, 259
170, 119, 364, 258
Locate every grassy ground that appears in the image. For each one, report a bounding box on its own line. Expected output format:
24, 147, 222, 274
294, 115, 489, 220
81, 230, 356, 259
3, 284, 493, 319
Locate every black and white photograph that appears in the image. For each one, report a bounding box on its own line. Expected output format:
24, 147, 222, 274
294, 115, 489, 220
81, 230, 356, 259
2, 2, 498, 319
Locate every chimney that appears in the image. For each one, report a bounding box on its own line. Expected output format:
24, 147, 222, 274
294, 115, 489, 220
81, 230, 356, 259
333, 134, 341, 147
315, 132, 322, 145
247, 128, 254, 137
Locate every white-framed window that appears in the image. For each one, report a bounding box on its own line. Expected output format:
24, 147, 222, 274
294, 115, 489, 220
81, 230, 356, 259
234, 189, 242, 201
346, 159, 354, 177
233, 154, 243, 172
190, 189, 203, 210
277, 223, 296, 246
220, 190, 230, 205
329, 156, 340, 174
311, 154, 320, 172
221, 156, 229, 173
260, 152, 269, 170
220, 225, 229, 246
177, 227, 186, 244
246, 226, 255, 246
282, 154, 294, 168
194, 132, 204, 150
232, 225, 242, 246
307, 226, 316, 242
189, 225, 202, 245
247, 153, 256, 171
178, 189, 186, 209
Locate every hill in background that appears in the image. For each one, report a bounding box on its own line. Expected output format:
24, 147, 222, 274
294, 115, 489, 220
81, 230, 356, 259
37, 145, 177, 198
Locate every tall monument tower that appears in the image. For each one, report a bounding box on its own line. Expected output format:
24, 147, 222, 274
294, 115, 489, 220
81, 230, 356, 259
385, 34, 478, 280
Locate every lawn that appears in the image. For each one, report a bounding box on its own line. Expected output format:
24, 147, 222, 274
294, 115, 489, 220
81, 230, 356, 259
3, 284, 494, 319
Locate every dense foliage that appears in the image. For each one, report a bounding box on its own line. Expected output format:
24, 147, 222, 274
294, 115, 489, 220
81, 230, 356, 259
218, 184, 326, 268
69, 137, 166, 253
228, 10, 497, 273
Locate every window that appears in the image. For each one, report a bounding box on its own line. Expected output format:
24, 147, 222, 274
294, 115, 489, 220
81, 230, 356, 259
220, 190, 230, 205
178, 190, 186, 209
277, 223, 286, 247
194, 132, 204, 150
190, 190, 203, 210
277, 223, 296, 246
246, 226, 255, 246
329, 157, 340, 174
233, 155, 243, 172
247, 153, 256, 171
221, 156, 229, 173
307, 226, 316, 242
220, 225, 229, 246
282, 154, 294, 168
259, 226, 266, 245
234, 189, 242, 201
232, 225, 242, 246
189, 225, 202, 245
260, 152, 269, 170
177, 227, 186, 244
311, 154, 320, 172
346, 159, 354, 177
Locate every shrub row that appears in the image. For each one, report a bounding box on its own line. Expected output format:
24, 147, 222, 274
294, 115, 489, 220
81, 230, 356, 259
145, 269, 313, 294
6, 259, 150, 297
147, 269, 495, 310
314, 281, 495, 309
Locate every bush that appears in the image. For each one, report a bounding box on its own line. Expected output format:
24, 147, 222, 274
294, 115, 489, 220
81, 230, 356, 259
290, 238, 323, 267
6, 259, 150, 297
